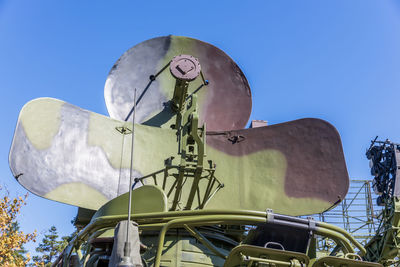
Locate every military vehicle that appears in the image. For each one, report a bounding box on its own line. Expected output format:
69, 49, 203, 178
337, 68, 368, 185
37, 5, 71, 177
9, 36, 398, 266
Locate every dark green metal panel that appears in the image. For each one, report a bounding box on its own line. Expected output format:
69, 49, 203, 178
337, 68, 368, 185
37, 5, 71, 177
92, 185, 167, 221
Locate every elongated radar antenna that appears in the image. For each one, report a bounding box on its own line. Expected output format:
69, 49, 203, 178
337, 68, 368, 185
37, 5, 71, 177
119, 88, 137, 267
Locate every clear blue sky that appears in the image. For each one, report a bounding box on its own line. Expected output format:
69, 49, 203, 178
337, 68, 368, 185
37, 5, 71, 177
1, 0, 400, 255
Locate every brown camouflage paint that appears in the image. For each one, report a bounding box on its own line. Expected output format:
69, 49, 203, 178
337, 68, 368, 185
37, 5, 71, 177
207, 118, 349, 204
191, 38, 252, 130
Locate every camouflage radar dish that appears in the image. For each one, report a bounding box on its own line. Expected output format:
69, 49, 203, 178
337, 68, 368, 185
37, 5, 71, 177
9, 98, 183, 210
9, 98, 348, 215
104, 35, 252, 131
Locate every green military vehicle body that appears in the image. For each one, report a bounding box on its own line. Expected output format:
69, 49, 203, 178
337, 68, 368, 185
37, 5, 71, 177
10, 36, 398, 266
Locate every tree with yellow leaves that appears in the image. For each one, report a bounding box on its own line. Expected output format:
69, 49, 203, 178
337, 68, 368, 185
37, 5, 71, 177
0, 186, 37, 266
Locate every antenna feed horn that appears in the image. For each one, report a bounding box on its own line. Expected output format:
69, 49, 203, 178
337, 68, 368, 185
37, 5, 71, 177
170, 54, 201, 81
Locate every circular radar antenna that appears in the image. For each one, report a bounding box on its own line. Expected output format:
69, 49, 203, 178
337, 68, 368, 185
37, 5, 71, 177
104, 35, 252, 131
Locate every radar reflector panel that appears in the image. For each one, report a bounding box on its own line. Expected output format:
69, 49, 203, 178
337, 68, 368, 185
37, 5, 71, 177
104, 36, 252, 131
9, 36, 349, 215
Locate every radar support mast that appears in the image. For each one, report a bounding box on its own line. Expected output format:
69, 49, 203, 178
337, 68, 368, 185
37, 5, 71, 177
132, 53, 219, 211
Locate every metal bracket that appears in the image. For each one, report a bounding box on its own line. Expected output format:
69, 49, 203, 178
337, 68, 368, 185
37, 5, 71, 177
266, 209, 274, 223
228, 135, 245, 144
115, 126, 132, 135
307, 217, 316, 231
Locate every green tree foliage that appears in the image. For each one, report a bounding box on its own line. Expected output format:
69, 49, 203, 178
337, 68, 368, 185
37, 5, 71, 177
32, 226, 77, 267
32, 226, 64, 267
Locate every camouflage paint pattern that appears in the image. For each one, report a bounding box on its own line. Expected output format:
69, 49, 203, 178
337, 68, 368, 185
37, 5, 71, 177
9, 98, 348, 215
104, 35, 251, 131
206, 119, 349, 215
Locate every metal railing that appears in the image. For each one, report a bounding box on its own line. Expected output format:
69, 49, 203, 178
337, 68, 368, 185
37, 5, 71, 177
313, 180, 383, 247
